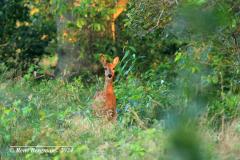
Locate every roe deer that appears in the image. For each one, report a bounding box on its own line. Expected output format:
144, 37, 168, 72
92, 54, 119, 121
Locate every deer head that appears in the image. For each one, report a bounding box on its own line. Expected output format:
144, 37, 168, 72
99, 54, 119, 82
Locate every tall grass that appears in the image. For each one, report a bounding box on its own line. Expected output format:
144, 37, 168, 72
0, 73, 239, 159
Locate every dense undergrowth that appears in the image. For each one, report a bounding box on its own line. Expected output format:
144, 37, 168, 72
0, 71, 239, 159
0, 1, 240, 159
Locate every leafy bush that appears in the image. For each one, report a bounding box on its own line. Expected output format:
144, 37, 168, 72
1, 0, 240, 159
0, 0, 56, 76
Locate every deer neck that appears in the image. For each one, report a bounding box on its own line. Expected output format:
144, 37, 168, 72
104, 79, 114, 95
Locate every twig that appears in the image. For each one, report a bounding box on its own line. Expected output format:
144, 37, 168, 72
147, 95, 164, 107
146, 9, 164, 34
0, 42, 8, 47
175, 0, 178, 5
130, 109, 147, 129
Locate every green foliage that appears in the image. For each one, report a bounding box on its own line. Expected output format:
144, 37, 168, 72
0, 76, 239, 159
0, 0, 56, 76
0, 0, 240, 159
117, 0, 179, 69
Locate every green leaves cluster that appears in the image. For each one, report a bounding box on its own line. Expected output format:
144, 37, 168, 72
0, 0, 56, 76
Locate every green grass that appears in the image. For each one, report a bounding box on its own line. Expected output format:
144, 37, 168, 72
0, 76, 239, 159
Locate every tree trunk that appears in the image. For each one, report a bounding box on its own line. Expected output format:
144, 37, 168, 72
55, 0, 129, 80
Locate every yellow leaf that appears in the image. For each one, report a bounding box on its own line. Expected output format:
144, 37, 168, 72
39, 111, 46, 120
16, 20, 21, 28
16, 48, 21, 54
41, 35, 48, 40
24, 22, 31, 26
30, 7, 39, 16
63, 30, 68, 37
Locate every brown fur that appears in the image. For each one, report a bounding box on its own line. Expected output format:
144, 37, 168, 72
92, 54, 119, 121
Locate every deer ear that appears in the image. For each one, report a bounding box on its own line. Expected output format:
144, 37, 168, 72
112, 56, 119, 68
99, 54, 107, 66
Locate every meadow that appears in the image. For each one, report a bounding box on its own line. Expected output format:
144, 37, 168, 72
0, 69, 239, 159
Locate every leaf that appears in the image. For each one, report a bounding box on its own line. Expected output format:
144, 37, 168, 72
175, 52, 183, 62
22, 106, 32, 116
76, 19, 86, 28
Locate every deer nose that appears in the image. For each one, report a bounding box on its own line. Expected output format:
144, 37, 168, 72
108, 74, 112, 78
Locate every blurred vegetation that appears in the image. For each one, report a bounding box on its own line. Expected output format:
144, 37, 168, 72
0, 0, 56, 76
0, 0, 240, 159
